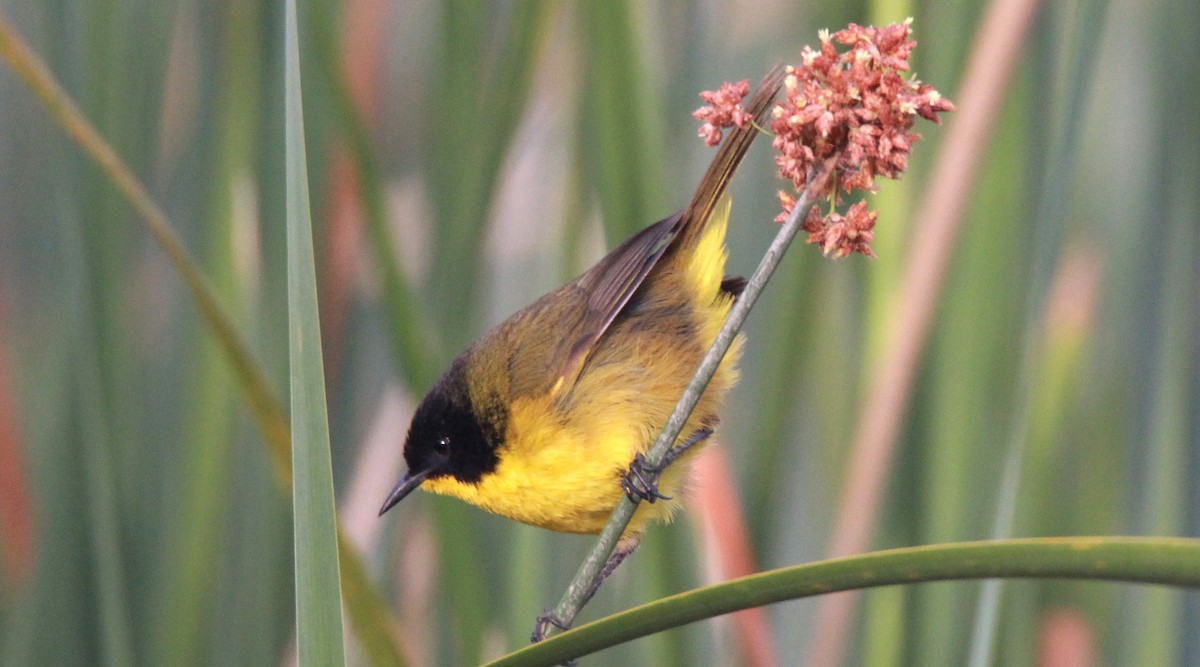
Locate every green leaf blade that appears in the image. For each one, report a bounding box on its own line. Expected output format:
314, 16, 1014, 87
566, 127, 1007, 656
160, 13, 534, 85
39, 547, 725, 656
285, 1, 346, 664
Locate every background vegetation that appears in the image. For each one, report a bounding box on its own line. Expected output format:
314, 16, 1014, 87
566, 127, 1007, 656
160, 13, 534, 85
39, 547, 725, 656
0, 0, 1197, 665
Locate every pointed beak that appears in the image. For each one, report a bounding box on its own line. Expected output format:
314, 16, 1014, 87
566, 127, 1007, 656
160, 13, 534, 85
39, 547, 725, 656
378, 468, 432, 516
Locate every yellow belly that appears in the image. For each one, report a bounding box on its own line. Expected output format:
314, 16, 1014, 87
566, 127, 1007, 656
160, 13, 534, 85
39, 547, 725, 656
422, 397, 718, 535
421, 325, 739, 536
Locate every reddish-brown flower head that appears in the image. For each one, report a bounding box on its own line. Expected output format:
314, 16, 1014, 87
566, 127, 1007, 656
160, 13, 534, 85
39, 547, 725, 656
768, 20, 952, 200
696, 20, 953, 259
803, 201, 878, 259
693, 80, 753, 146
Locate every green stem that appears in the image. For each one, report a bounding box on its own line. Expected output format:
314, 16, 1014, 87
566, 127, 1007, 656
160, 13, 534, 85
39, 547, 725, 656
495, 537, 1200, 666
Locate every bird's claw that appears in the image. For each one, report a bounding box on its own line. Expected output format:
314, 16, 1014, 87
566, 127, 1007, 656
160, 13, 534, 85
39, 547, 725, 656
531, 608, 572, 643
622, 453, 672, 503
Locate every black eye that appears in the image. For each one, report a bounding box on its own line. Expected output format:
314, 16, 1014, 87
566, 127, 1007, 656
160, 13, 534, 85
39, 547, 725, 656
434, 436, 450, 456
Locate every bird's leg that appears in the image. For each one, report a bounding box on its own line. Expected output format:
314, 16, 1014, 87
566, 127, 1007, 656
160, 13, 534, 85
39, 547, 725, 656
622, 426, 714, 503
530, 535, 642, 644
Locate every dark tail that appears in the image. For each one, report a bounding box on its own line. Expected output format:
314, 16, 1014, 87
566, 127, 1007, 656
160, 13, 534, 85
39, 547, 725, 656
675, 65, 785, 250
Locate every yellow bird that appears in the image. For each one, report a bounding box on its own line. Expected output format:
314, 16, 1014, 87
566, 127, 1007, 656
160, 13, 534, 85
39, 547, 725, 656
380, 69, 783, 556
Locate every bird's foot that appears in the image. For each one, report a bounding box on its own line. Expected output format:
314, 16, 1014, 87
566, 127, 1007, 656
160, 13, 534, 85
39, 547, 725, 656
620, 426, 714, 503
531, 609, 571, 644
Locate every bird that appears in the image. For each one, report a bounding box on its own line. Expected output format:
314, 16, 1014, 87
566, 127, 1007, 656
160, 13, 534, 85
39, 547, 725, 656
379, 67, 783, 603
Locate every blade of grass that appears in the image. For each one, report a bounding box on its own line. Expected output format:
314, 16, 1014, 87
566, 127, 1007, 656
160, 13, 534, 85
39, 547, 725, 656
4, 59, 101, 662
306, 6, 552, 659
691, 448, 778, 667
494, 537, 1200, 667
285, 0, 346, 663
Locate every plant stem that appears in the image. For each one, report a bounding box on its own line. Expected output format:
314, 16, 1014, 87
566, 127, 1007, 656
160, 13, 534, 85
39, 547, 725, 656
500, 536, 1200, 666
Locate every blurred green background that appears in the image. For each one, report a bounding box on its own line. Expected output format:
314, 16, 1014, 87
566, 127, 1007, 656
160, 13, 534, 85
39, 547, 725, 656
1, 0, 1197, 665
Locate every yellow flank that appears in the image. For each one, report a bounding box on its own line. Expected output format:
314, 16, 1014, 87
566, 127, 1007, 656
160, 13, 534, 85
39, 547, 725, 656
422, 201, 741, 538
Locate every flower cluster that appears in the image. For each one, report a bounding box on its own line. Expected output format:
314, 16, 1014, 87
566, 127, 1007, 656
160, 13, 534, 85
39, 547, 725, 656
694, 19, 954, 258
693, 80, 754, 146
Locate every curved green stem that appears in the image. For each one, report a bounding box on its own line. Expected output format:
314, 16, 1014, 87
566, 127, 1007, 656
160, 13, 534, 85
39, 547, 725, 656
492, 536, 1200, 667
